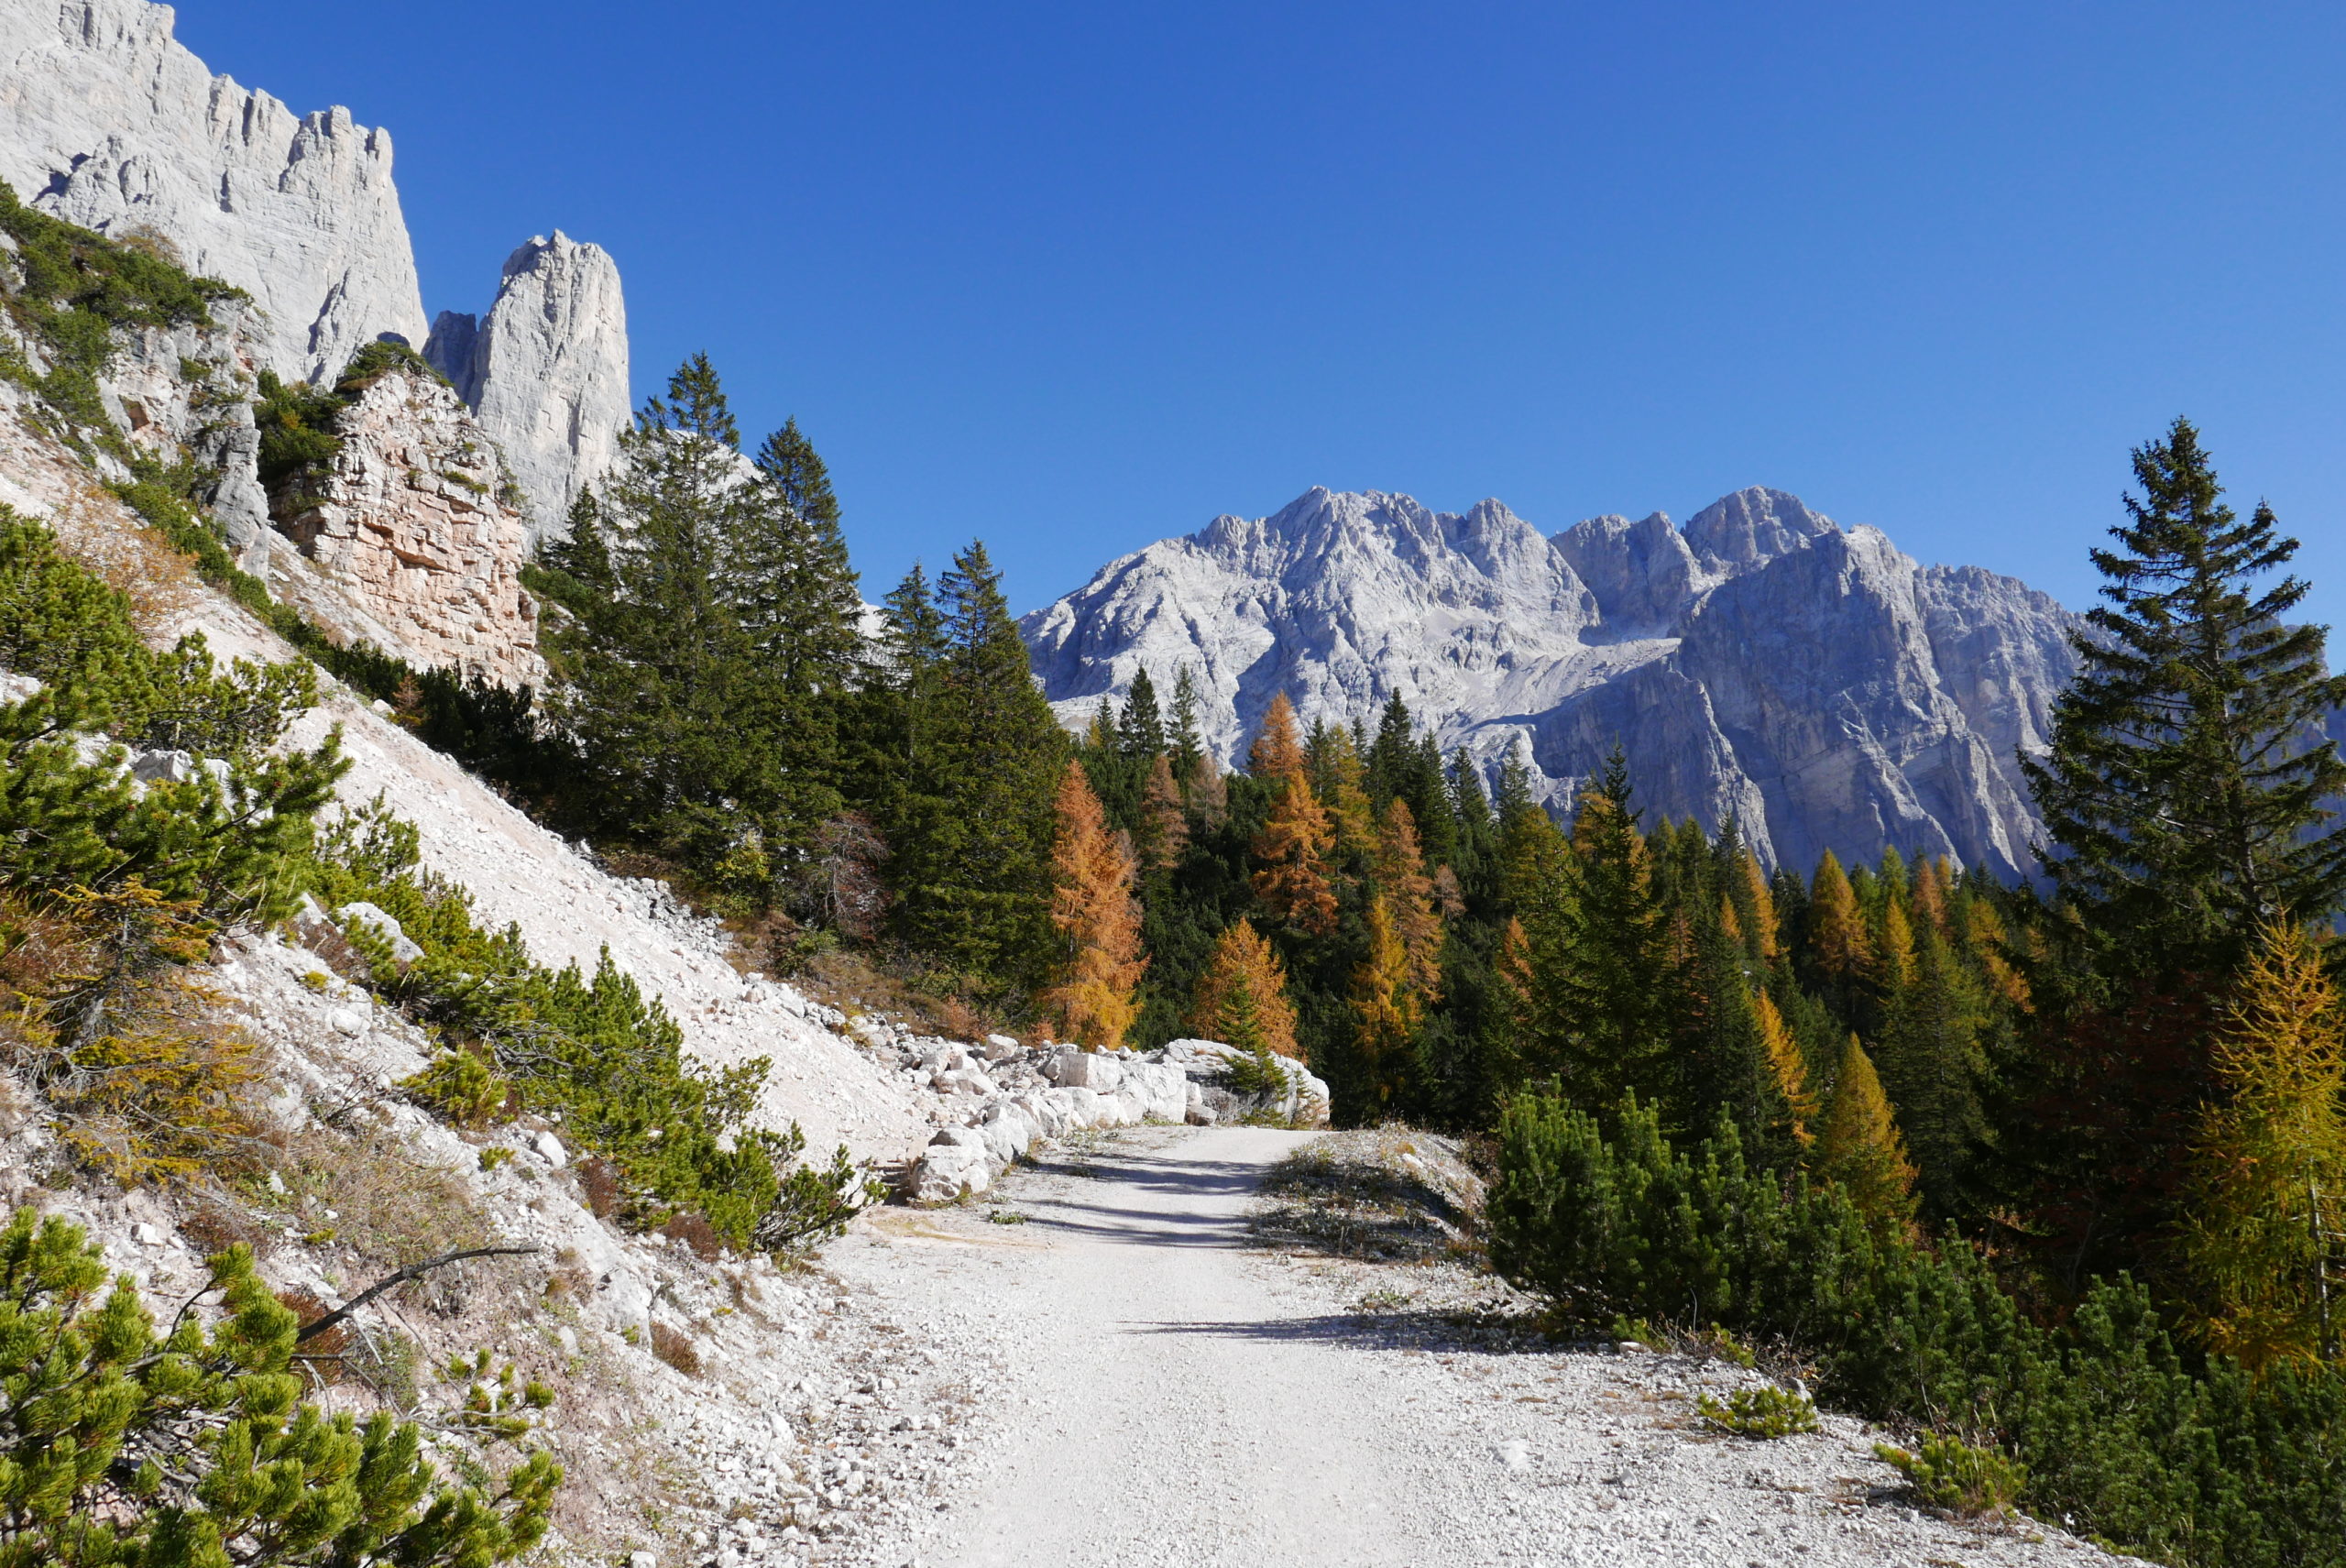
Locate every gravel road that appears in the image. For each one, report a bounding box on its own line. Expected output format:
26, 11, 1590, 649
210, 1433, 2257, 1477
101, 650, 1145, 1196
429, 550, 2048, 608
830, 1125, 2125, 1568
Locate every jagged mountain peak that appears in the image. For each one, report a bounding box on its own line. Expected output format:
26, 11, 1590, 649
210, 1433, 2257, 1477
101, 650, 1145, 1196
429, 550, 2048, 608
1024, 484, 2077, 879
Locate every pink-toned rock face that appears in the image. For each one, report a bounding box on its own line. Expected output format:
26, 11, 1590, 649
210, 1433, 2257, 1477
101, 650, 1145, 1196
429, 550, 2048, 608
276, 368, 543, 688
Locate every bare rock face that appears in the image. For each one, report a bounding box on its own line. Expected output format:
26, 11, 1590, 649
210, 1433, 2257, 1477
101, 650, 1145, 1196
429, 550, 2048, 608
271, 367, 542, 687
426, 232, 630, 543
0, 0, 429, 384
1022, 485, 2079, 880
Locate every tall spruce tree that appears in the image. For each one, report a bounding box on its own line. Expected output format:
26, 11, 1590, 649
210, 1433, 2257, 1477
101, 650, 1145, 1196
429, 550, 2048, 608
534, 356, 766, 869
2024, 417, 2346, 982
888, 542, 1066, 984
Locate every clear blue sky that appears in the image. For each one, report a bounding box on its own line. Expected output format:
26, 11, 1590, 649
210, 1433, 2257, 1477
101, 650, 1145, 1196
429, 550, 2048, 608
178, 3, 2346, 621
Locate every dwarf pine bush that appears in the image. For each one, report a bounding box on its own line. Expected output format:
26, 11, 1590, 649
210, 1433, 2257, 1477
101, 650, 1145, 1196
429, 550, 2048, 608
0, 1207, 557, 1567
1488, 1090, 2346, 1567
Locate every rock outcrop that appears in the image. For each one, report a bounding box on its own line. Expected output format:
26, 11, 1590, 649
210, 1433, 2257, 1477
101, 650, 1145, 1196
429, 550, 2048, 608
0, 0, 428, 383
268, 365, 543, 686
425, 232, 630, 542
1022, 486, 2078, 880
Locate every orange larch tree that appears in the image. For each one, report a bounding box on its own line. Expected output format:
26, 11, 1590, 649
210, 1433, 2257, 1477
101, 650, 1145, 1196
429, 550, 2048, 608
1041, 761, 1147, 1049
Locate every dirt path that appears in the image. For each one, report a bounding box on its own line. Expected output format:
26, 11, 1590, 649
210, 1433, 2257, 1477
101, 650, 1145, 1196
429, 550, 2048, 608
828, 1125, 2121, 1568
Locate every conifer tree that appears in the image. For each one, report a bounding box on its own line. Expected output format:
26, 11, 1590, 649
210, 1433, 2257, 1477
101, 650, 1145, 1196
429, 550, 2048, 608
1809, 850, 1871, 983
1040, 762, 1146, 1048
1757, 990, 1819, 1147
1306, 718, 1376, 856
1350, 894, 1416, 1105
533, 356, 764, 865
1876, 916, 1991, 1218
2025, 418, 2346, 981
1551, 755, 1673, 1112
1189, 916, 1300, 1058
1247, 693, 1308, 780
1138, 752, 1189, 872
1247, 696, 1338, 936
890, 543, 1065, 982
1186, 751, 1228, 828
1117, 668, 1166, 759
1816, 1033, 1920, 1235
1375, 798, 1443, 1000
2181, 921, 2346, 1368
1168, 666, 1207, 779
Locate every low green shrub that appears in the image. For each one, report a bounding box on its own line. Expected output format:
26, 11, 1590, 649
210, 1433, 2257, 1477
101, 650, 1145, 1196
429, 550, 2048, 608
1877, 1434, 2028, 1518
0, 1204, 557, 1565
1697, 1386, 1820, 1438
1487, 1090, 2346, 1567
310, 796, 872, 1255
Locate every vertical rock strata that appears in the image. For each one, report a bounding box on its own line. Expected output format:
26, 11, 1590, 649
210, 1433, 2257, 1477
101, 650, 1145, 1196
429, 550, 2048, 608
427, 232, 630, 542
273, 367, 542, 687
0, 0, 428, 382
1022, 486, 2080, 880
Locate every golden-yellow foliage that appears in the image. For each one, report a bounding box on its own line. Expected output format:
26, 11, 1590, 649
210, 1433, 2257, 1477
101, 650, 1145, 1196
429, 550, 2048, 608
1139, 752, 1189, 872
1189, 917, 1300, 1058
1757, 991, 1818, 1147
1817, 1033, 1918, 1236
1246, 692, 1307, 781
1251, 773, 1338, 938
1876, 899, 1916, 992
1810, 850, 1871, 981
1374, 798, 1442, 1003
2181, 921, 2346, 1371
0, 883, 259, 1183
1737, 849, 1781, 961
1040, 762, 1147, 1050
1349, 894, 1415, 1102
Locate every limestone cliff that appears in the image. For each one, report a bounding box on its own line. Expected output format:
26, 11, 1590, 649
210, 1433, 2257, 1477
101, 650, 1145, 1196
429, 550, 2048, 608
1021, 486, 2080, 880
265, 364, 543, 687
426, 231, 630, 542
0, 0, 428, 382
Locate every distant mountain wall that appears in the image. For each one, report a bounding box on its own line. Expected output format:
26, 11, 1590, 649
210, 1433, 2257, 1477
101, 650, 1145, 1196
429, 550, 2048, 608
1021, 486, 2080, 880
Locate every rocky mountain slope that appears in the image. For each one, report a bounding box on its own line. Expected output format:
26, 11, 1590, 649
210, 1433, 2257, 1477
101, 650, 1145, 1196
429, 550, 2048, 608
0, 0, 425, 383
1023, 486, 2079, 879
0, 0, 630, 524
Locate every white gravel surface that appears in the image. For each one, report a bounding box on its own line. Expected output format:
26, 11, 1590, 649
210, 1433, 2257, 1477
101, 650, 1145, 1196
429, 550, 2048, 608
825, 1125, 2126, 1568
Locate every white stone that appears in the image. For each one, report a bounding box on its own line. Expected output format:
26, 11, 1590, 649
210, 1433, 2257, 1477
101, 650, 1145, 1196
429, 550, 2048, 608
982, 1033, 1021, 1059
0, 0, 428, 382
128, 748, 194, 784
532, 1130, 568, 1168
326, 1007, 366, 1036
334, 902, 426, 965
132, 1222, 166, 1246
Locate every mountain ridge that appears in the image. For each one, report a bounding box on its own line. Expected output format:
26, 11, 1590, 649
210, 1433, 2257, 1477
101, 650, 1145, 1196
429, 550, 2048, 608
1021, 484, 2078, 879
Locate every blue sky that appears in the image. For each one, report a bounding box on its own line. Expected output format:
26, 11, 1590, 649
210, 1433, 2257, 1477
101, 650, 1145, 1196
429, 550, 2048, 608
178, 3, 2346, 621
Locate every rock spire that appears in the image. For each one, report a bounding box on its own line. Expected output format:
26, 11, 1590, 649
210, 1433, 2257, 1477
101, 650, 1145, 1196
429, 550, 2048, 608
426, 232, 630, 542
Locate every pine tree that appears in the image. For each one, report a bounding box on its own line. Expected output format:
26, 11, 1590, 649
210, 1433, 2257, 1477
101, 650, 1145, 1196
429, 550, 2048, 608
2180, 921, 2346, 1368
532, 356, 765, 866
1816, 1033, 1920, 1235
1553, 755, 1674, 1113
1875, 916, 1991, 1219
1168, 666, 1207, 779
1117, 668, 1166, 759
891, 543, 1066, 983
1137, 751, 1189, 872
2024, 418, 2346, 982
1189, 916, 1300, 1058
734, 417, 863, 847
1040, 762, 1147, 1048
